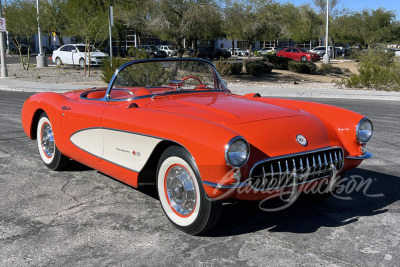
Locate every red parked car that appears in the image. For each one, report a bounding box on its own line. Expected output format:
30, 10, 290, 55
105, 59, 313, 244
276, 47, 320, 62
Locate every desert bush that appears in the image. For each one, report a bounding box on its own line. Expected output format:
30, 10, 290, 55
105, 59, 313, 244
101, 57, 130, 83
318, 64, 343, 74
288, 61, 317, 74
342, 50, 400, 91
244, 59, 264, 76
264, 55, 292, 70
214, 60, 232, 76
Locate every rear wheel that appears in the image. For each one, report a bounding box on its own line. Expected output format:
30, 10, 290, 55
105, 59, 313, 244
157, 146, 221, 235
36, 113, 69, 171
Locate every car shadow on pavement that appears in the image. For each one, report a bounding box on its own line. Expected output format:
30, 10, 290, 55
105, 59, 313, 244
205, 168, 400, 237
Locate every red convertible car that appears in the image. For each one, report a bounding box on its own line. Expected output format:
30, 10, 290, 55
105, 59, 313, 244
276, 47, 320, 62
22, 58, 373, 235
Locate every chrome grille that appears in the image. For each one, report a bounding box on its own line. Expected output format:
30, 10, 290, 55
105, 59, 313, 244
249, 147, 344, 191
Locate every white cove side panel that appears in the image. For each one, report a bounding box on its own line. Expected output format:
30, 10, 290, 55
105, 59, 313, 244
102, 129, 162, 172
70, 128, 103, 158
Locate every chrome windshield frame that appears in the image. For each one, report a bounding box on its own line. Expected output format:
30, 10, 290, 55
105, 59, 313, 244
105, 58, 229, 102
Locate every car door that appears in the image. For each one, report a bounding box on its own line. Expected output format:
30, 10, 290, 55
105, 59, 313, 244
57, 45, 71, 64
59, 96, 109, 166
292, 48, 301, 60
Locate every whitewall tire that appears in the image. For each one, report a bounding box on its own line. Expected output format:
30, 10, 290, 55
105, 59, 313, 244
157, 146, 221, 235
36, 113, 69, 171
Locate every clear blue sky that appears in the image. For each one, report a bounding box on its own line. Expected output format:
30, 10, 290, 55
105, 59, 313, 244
277, 0, 400, 18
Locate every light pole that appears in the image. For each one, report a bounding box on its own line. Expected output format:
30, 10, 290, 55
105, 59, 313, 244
36, 0, 47, 67
0, 0, 8, 78
323, 0, 330, 64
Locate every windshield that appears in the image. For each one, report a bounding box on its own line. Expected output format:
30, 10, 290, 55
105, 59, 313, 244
149, 46, 158, 51
298, 48, 308, 52
109, 59, 228, 100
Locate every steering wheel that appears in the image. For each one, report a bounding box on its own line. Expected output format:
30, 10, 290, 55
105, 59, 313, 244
182, 76, 203, 85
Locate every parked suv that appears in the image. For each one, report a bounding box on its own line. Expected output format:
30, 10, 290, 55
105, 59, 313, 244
137, 45, 167, 58
159, 45, 177, 57
310, 46, 332, 57
52, 44, 108, 68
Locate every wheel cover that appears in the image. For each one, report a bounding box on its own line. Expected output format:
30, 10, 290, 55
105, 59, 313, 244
164, 164, 196, 217
41, 122, 54, 158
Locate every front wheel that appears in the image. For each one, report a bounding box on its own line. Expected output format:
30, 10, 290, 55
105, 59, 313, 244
37, 113, 69, 170
301, 56, 307, 62
55, 57, 62, 66
157, 146, 221, 235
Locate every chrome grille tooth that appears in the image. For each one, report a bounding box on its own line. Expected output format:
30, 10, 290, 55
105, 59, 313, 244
292, 158, 296, 173
324, 153, 328, 173
318, 154, 322, 175
270, 164, 274, 179
278, 161, 282, 180
312, 156, 316, 178
285, 160, 290, 175
299, 158, 303, 173
334, 151, 339, 169
338, 151, 343, 168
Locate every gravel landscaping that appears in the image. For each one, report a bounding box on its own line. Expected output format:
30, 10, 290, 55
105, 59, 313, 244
6, 63, 108, 86
3, 59, 359, 90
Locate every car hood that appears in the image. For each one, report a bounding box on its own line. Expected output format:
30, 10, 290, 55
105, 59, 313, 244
88, 52, 108, 57
145, 92, 309, 125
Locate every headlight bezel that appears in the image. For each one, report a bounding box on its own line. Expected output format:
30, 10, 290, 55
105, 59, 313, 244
225, 137, 250, 168
356, 117, 373, 143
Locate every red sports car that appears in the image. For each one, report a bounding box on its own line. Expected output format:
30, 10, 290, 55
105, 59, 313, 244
277, 47, 320, 62
22, 58, 373, 235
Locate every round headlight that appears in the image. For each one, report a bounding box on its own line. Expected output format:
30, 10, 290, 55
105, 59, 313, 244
356, 118, 373, 143
225, 137, 250, 167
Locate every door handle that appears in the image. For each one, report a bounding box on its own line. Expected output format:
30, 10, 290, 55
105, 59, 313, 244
61, 106, 71, 110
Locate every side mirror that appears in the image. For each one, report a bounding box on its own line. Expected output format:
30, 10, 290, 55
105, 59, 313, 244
71, 49, 77, 53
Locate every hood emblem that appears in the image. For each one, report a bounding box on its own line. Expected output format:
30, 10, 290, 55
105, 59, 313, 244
296, 135, 308, 146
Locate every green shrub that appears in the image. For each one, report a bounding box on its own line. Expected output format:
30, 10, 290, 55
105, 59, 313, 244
231, 63, 243, 74
263, 62, 273, 73
264, 55, 292, 70
244, 59, 264, 76
288, 61, 317, 74
253, 50, 261, 57
101, 57, 130, 83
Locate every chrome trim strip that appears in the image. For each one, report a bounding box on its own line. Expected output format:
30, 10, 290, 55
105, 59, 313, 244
346, 152, 373, 160
203, 180, 248, 189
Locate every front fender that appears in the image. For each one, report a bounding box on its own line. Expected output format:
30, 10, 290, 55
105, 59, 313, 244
258, 98, 367, 162
21, 92, 68, 144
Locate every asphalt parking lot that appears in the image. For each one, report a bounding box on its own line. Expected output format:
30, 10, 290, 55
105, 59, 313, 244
0, 90, 399, 266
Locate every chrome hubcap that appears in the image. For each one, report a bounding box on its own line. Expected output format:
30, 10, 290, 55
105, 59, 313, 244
165, 165, 196, 216
41, 123, 54, 158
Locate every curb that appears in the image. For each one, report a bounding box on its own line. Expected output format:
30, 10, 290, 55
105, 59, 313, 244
1, 78, 399, 101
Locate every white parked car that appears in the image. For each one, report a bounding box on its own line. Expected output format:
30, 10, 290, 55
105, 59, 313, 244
52, 44, 108, 67
159, 45, 177, 57
260, 47, 276, 55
